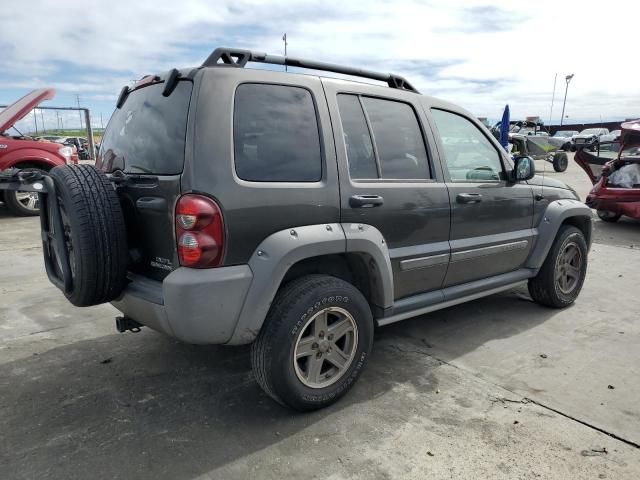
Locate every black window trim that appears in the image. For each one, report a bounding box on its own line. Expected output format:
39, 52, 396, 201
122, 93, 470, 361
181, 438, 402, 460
336, 92, 436, 184
430, 107, 508, 184
231, 81, 325, 185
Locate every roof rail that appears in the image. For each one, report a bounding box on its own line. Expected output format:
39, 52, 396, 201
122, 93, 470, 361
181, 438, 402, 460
202, 47, 419, 94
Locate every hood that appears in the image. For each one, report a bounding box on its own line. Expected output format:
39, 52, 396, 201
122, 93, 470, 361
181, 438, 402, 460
0, 88, 56, 133
527, 174, 572, 190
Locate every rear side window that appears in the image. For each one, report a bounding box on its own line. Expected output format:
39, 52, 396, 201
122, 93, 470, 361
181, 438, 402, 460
234, 84, 322, 182
98, 81, 192, 175
337, 94, 430, 180
336, 95, 377, 179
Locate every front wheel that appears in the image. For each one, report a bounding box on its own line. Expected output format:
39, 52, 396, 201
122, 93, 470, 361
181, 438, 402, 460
251, 275, 373, 411
4, 189, 41, 216
528, 225, 588, 308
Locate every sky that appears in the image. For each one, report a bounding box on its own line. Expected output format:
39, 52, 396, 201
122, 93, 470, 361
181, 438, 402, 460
1, 0, 638, 134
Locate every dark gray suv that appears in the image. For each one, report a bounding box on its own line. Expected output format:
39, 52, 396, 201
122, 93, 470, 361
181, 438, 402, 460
33, 48, 593, 411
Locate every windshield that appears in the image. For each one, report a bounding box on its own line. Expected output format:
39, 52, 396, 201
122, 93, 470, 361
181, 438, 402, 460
554, 131, 573, 137
98, 81, 192, 175
580, 129, 601, 135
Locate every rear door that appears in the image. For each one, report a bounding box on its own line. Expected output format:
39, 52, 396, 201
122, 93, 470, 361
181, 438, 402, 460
429, 108, 535, 287
97, 80, 193, 281
323, 79, 450, 300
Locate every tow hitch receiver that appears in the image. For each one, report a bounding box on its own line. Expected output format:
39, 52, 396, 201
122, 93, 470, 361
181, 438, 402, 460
115, 316, 143, 333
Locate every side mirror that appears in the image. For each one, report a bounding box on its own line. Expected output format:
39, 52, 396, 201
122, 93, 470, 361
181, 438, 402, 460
512, 155, 536, 181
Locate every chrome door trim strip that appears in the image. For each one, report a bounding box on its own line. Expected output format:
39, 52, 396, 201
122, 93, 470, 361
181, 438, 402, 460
450, 240, 529, 263
400, 253, 450, 271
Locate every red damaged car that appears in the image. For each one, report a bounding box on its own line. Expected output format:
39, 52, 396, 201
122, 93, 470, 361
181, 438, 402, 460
575, 120, 640, 222
0, 89, 78, 216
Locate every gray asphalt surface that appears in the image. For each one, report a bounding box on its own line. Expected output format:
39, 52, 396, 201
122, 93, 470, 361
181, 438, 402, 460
1, 154, 639, 479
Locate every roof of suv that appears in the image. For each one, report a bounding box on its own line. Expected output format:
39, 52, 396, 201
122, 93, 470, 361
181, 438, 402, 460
121, 47, 474, 129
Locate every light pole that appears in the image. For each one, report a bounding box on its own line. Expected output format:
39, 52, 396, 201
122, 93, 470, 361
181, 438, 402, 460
282, 33, 288, 71
76, 94, 83, 130
548, 73, 557, 126
560, 74, 574, 126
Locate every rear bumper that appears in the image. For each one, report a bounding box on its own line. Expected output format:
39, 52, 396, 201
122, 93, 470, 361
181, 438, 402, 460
586, 196, 640, 219
111, 265, 253, 344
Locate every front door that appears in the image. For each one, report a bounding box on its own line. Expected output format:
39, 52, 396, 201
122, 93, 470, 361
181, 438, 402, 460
322, 79, 450, 300
429, 108, 534, 287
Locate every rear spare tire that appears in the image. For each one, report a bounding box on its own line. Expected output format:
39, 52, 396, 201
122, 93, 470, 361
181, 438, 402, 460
48, 164, 128, 306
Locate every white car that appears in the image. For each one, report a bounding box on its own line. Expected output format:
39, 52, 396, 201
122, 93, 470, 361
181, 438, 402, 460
550, 130, 579, 150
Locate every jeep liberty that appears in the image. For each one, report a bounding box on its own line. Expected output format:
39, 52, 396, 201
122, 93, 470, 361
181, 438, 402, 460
3, 48, 592, 411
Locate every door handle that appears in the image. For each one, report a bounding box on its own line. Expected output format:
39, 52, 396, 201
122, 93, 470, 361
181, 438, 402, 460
456, 193, 483, 204
349, 194, 384, 208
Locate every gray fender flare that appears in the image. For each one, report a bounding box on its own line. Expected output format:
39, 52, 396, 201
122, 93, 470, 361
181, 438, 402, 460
525, 199, 593, 270
226, 223, 394, 345
342, 222, 394, 310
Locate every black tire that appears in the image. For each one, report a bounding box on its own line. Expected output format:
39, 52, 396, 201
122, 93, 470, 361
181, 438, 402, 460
528, 225, 588, 308
552, 152, 569, 172
251, 275, 374, 411
48, 165, 128, 307
597, 210, 621, 222
3, 168, 46, 216
570, 145, 576, 152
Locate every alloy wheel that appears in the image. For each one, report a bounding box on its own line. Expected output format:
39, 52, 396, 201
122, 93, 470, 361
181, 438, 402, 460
293, 306, 358, 389
15, 191, 40, 212
556, 241, 582, 295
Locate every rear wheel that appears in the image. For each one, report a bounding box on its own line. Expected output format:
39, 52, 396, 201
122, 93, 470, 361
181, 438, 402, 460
597, 210, 621, 223
528, 225, 588, 308
552, 152, 569, 172
251, 275, 373, 411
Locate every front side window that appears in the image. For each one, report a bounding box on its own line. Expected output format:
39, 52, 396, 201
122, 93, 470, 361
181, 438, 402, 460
234, 83, 322, 182
337, 94, 430, 180
431, 109, 504, 182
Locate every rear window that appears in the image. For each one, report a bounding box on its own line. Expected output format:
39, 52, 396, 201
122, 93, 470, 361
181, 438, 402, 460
98, 81, 192, 175
233, 83, 322, 182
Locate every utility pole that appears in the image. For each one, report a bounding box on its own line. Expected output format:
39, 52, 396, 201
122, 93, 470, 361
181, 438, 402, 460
40, 109, 45, 134
56, 111, 60, 131
33, 111, 38, 135
560, 74, 574, 126
282, 33, 288, 71
100, 112, 104, 129
76, 94, 83, 130
548, 73, 557, 126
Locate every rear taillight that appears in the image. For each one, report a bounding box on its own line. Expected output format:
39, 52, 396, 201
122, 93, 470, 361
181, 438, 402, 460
175, 194, 224, 268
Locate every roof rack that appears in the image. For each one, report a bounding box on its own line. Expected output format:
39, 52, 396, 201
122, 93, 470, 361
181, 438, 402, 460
202, 47, 419, 94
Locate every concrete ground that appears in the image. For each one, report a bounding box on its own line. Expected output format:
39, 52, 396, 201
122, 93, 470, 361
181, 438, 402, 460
1, 155, 639, 479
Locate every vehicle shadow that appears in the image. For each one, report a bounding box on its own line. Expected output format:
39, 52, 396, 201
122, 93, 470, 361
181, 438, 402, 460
0, 286, 558, 479
0, 202, 11, 218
